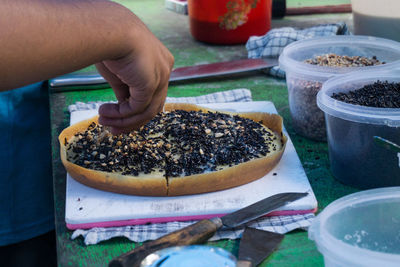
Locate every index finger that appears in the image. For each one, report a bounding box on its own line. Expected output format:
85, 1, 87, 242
98, 86, 154, 119
98, 93, 165, 133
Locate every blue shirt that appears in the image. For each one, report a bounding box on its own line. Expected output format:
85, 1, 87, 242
0, 82, 54, 245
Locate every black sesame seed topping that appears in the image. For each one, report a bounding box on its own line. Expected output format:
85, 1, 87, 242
331, 80, 400, 108
66, 110, 280, 177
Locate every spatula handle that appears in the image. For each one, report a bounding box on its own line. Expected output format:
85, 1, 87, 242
108, 218, 223, 267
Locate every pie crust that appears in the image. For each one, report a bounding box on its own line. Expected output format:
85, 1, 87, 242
59, 103, 287, 196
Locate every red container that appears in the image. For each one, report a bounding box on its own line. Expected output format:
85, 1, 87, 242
188, 0, 272, 44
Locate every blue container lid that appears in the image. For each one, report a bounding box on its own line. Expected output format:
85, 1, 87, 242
140, 245, 237, 267
279, 35, 400, 80
309, 187, 400, 267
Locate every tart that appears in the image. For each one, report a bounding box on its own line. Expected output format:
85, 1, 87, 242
59, 103, 287, 196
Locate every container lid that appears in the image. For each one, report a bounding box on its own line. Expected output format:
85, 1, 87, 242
279, 35, 400, 80
140, 245, 237, 267
309, 187, 400, 267
317, 68, 400, 126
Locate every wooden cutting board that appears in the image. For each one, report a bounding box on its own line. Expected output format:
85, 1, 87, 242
65, 101, 317, 229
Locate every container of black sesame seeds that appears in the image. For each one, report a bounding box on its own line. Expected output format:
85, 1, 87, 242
279, 35, 400, 141
317, 68, 400, 189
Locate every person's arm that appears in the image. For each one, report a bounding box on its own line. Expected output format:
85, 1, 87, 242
0, 0, 174, 133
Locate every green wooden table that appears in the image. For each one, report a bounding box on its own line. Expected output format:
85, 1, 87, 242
49, 1, 358, 266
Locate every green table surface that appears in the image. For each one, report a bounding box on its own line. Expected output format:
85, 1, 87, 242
49, 0, 358, 266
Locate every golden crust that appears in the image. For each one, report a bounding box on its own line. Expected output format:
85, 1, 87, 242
59, 103, 287, 196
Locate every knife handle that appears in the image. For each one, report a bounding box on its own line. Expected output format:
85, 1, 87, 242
108, 218, 223, 267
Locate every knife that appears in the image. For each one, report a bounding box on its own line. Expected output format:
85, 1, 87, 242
373, 136, 400, 153
108, 192, 308, 267
49, 58, 278, 91
237, 227, 284, 267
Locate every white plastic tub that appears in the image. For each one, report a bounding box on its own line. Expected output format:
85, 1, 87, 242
317, 69, 400, 188
352, 0, 400, 42
279, 35, 400, 141
309, 187, 400, 267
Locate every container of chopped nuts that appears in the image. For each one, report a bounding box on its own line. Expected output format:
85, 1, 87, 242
317, 68, 400, 188
279, 35, 400, 141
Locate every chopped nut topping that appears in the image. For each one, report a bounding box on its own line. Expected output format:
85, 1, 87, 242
215, 133, 224, 138
305, 54, 385, 67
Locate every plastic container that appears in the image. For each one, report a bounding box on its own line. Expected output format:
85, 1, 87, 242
309, 187, 400, 267
140, 245, 236, 267
278, 35, 400, 141
188, 0, 272, 44
351, 0, 400, 42
317, 69, 400, 188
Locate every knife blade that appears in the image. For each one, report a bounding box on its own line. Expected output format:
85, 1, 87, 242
169, 58, 278, 82
49, 58, 278, 91
108, 192, 308, 267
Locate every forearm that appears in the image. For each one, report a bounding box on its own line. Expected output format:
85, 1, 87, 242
0, 0, 140, 91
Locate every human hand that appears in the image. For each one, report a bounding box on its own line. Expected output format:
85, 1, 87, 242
96, 24, 174, 134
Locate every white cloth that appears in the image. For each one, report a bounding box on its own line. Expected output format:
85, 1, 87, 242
246, 23, 351, 78
71, 214, 315, 245
68, 88, 253, 113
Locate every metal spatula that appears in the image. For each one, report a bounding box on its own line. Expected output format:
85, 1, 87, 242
237, 227, 284, 267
